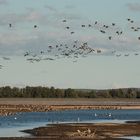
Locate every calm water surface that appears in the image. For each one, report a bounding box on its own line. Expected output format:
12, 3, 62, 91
0, 109, 140, 138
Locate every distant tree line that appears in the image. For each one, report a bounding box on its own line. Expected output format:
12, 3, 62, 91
0, 86, 140, 98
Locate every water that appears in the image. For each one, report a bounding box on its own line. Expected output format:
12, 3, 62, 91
120, 136, 140, 140
0, 109, 140, 138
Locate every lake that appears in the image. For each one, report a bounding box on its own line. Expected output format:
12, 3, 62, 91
0, 109, 140, 139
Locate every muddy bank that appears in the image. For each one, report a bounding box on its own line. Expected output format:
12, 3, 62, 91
20, 122, 140, 139
0, 104, 122, 116
0, 122, 139, 140
1, 104, 140, 116
0, 138, 130, 140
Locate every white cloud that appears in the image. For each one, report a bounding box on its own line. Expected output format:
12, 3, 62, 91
127, 3, 140, 12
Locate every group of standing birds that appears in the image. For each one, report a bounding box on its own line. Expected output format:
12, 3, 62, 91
0, 17, 140, 66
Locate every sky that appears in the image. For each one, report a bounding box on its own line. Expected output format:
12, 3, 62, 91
0, 0, 140, 89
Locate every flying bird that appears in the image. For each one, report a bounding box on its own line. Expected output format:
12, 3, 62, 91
112, 23, 115, 26
116, 54, 121, 57
109, 36, 112, 40
95, 21, 98, 24
100, 30, 106, 33
34, 25, 37, 28
88, 24, 92, 27
127, 18, 131, 21
97, 50, 101, 53
71, 31, 75, 34
9, 24, 12, 28
124, 54, 129, 57
24, 52, 30, 57
62, 20, 67, 22
81, 25, 86, 27
135, 53, 139, 56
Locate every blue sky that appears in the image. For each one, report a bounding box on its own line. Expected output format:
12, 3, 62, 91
0, 0, 140, 89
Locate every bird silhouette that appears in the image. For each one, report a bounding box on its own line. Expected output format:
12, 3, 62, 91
100, 30, 106, 33
24, 52, 30, 57
135, 53, 139, 56
124, 54, 129, 57
81, 25, 86, 27
62, 20, 67, 22
109, 36, 112, 40
112, 23, 115, 26
95, 21, 98, 24
9, 24, 12, 28
71, 31, 75, 34
34, 25, 37, 28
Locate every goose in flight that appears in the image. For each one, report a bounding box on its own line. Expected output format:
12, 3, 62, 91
112, 23, 115, 26
135, 53, 139, 56
62, 20, 67, 22
24, 52, 30, 57
9, 23, 12, 28
116, 54, 121, 57
34, 25, 37, 28
95, 21, 98, 24
81, 25, 86, 27
124, 54, 129, 57
97, 50, 101, 53
71, 31, 75, 34
108, 36, 112, 40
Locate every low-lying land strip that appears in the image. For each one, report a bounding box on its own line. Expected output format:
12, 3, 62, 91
0, 98, 140, 116
19, 121, 140, 139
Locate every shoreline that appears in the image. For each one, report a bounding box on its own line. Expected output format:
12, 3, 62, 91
0, 122, 140, 140
1, 122, 139, 140
0, 98, 140, 116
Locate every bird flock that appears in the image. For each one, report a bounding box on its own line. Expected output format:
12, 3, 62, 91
0, 17, 140, 68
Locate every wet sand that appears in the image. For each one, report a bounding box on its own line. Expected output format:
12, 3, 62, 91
0, 98, 140, 116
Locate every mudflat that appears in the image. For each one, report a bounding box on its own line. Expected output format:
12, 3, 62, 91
0, 98, 140, 116
1, 122, 140, 140
22, 122, 140, 139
